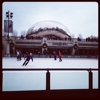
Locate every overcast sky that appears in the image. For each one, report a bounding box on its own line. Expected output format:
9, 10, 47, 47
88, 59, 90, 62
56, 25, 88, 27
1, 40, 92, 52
2, 2, 98, 38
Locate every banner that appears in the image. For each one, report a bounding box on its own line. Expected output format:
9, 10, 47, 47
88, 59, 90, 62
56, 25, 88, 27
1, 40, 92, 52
4, 20, 13, 33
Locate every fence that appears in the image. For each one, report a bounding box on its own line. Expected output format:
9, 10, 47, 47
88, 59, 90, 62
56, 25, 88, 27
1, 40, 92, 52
2, 68, 98, 91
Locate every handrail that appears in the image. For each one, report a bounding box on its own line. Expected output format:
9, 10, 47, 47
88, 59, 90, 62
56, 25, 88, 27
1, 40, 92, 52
2, 68, 98, 71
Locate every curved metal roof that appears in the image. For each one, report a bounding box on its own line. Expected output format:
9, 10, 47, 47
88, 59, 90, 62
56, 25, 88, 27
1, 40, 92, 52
26, 20, 71, 38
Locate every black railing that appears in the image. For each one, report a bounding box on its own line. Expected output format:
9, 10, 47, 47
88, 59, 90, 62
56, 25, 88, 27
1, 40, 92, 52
2, 68, 98, 90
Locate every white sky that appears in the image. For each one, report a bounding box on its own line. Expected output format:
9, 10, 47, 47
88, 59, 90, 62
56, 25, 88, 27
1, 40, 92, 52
2, 2, 98, 38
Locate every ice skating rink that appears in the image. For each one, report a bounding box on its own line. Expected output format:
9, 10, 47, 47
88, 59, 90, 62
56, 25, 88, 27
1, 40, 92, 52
2, 57, 98, 68
2, 57, 98, 91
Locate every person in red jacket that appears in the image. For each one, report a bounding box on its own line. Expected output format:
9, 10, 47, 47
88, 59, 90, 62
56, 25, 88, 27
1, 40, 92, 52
58, 51, 62, 62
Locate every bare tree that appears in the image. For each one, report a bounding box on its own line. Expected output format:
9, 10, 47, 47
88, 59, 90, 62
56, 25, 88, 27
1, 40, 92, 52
90, 35, 94, 39
13, 30, 18, 37
20, 30, 26, 37
78, 33, 83, 39
71, 33, 75, 38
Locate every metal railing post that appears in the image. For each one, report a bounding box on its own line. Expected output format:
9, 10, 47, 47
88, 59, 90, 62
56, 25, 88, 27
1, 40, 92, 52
89, 68, 93, 89
46, 69, 50, 90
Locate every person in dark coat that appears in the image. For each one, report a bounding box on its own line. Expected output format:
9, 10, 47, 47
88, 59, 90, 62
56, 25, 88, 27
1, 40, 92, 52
16, 50, 19, 60
53, 51, 57, 60
19, 50, 22, 60
22, 52, 33, 66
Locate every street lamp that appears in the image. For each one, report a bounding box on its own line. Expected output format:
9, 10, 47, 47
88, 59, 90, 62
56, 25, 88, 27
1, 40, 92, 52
5, 11, 13, 56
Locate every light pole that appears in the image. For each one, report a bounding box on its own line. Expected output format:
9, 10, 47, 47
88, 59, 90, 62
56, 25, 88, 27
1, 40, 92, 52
5, 11, 13, 56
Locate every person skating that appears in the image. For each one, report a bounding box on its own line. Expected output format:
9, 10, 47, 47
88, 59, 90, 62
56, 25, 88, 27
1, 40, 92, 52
22, 52, 33, 66
58, 51, 62, 62
16, 50, 20, 61
19, 50, 22, 60
53, 51, 57, 60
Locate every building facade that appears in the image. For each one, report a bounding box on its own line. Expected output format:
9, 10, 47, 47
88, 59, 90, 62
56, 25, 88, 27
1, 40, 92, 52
2, 20, 98, 57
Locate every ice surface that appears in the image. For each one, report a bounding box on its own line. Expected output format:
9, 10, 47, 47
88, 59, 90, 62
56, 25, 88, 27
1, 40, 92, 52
2, 57, 98, 68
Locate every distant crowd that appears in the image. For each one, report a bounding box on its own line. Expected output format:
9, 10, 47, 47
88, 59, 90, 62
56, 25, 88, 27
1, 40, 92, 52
18, 35, 98, 42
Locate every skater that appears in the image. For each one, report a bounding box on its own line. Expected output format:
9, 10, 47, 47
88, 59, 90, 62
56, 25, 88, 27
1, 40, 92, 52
58, 51, 62, 62
22, 52, 33, 66
53, 51, 57, 60
16, 50, 20, 61
16, 50, 19, 60
19, 50, 22, 60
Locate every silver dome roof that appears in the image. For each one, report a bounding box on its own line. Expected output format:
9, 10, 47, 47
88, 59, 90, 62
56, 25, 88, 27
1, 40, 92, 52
26, 20, 71, 37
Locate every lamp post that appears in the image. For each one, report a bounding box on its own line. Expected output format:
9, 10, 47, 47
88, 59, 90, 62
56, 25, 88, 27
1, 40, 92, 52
5, 11, 13, 57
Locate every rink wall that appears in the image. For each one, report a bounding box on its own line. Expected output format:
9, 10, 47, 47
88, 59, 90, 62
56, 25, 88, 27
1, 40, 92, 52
3, 54, 97, 58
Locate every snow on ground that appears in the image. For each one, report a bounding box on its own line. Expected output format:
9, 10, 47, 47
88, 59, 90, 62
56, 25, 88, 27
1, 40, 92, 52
2, 57, 98, 91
